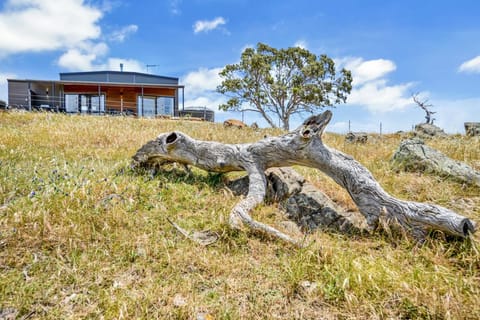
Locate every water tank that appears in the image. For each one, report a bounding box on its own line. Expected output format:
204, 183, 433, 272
179, 106, 215, 122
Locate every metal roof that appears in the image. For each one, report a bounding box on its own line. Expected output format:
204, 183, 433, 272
7, 78, 184, 88
8, 70, 182, 87
60, 70, 178, 80
59, 71, 179, 85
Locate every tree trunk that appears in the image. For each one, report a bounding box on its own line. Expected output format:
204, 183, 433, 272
281, 116, 290, 131
132, 111, 476, 245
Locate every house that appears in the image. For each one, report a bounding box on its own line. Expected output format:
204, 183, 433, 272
7, 70, 185, 117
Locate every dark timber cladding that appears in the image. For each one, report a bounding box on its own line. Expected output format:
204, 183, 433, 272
7, 71, 185, 117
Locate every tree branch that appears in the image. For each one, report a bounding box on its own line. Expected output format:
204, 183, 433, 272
132, 111, 476, 244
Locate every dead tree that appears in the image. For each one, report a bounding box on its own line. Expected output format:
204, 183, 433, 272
132, 111, 475, 245
412, 93, 436, 125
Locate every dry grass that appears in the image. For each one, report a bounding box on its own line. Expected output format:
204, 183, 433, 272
0, 111, 479, 319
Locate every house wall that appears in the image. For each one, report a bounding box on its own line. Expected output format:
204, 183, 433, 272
63, 84, 177, 115
8, 75, 182, 116
8, 80, 63, 110
8, 80, 29, 108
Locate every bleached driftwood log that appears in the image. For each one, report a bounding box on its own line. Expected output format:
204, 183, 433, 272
132, 111, 475, 245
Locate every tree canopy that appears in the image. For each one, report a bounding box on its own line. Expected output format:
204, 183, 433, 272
216, 43, 353, 130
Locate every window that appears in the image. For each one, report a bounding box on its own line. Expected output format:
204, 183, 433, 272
91, 95, 104, 113
65, 94, 78, 113
157, 96, 174, 116
137, 95, 175, 117
80, 95, 88, 113
143, 97, 156, 118
64, 94, 105, 113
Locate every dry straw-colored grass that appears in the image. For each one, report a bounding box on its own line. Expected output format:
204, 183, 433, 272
0, 111, 479, 319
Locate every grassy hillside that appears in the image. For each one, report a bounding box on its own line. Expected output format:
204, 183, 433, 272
1, 111, 479, 319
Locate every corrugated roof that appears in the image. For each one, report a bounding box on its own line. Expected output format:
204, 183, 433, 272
60, 70, 179, 82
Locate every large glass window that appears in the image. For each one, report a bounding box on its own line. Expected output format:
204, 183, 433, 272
157, 97, 174, 116
80, 95, 88, 113
137, 95, 174, 117
142, 97, 156, 118
65, 94, 79, 113
64, 94, 105, 113
92, 95, 104, 113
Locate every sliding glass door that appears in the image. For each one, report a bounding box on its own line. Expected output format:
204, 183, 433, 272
157, 97, 174, 116
137, 96, 174, 117
64, 94, 105, 113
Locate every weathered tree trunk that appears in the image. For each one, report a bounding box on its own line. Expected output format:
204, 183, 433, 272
132, 111, 476, 245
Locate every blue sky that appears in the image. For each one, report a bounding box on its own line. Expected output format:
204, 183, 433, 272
1, 0, 479, 133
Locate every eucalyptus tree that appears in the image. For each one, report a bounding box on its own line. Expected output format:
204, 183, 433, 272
217, 43, 353, 130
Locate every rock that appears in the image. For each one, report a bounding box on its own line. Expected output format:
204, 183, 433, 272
227, 167, 365, 233
345, 132, 368, 144
414, 123, 447, 138
392, 138, 480, 187
265, 167, 305, 202
223, 119, 246, 128
284, 183, 363, 233
464, 122, 480, 137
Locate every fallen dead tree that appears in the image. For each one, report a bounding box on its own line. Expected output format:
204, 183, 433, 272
132, 111, 475, 245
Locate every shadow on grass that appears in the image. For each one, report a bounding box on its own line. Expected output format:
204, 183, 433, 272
128, 165, 368, 241
122, 164, 225, 188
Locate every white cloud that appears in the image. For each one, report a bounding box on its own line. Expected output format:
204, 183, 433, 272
339, 57, 396, 86
0, 0, 102, 56
193, 17, 226, 34
0, 1, 144, 74
57, 42, 109, 70
58, 48, 98, 71
57, 43, 145, 73
109, 24, 138, 43
181, 67, 228, 112
348, 79, 414, 112
338, 57, 414, 113
105, 58, 146, 73
458, 56, 480, 73
182, 67, 223, 96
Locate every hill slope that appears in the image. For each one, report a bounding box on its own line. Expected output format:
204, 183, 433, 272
0, 112, 479, 319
